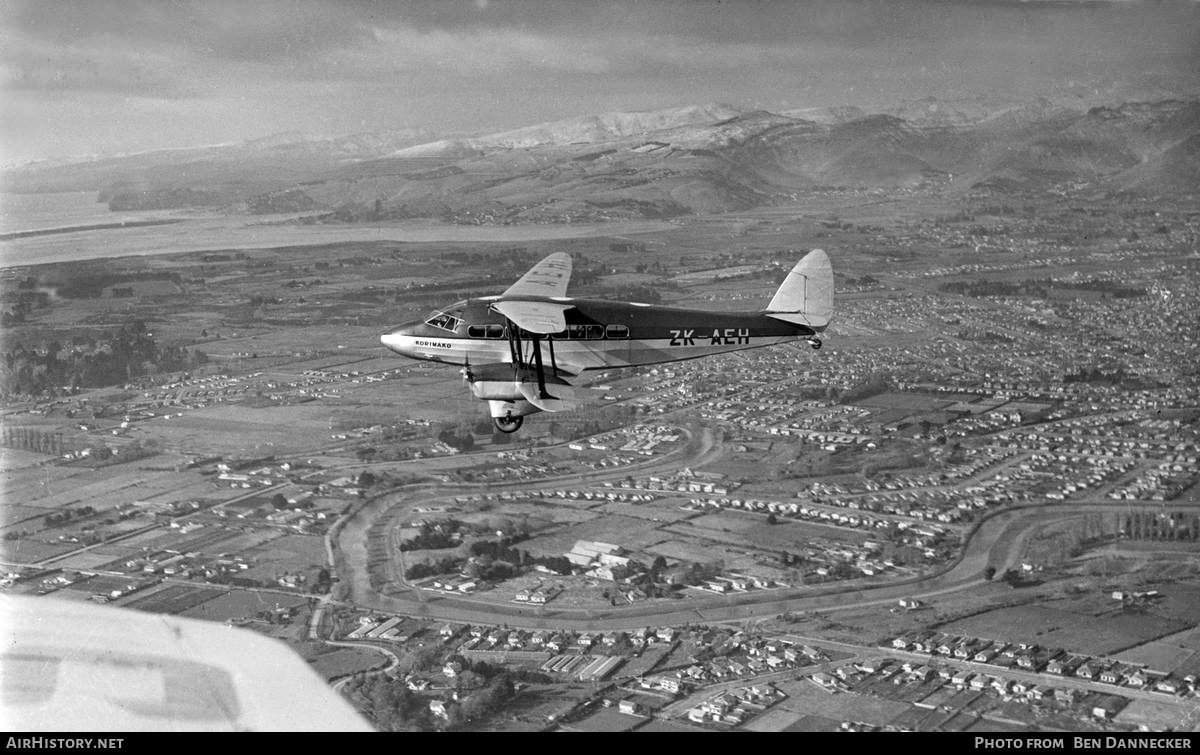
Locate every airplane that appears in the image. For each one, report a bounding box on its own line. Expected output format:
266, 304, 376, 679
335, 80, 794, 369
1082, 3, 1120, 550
380, 248, 833, 433
1, 594, 372, 731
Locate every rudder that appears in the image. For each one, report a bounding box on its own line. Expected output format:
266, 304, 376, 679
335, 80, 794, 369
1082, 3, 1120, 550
766, 249, 833, 328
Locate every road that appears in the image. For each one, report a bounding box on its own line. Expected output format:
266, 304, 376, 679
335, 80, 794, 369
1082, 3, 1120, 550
331, 418, 1141, 631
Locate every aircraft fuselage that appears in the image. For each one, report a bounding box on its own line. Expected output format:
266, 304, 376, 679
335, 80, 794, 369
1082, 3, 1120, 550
381, 296, 821, 373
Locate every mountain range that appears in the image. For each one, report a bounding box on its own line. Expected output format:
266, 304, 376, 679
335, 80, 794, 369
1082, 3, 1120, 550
4, 97, 1197, 224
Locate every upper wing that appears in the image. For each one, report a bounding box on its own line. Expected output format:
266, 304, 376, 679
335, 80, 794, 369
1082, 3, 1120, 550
501, 252, 572, 299
1, 595, 373, 732
492, 300, 571, 334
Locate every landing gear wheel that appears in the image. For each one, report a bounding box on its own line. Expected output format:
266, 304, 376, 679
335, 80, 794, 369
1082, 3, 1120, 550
493, 415, 524, 433
807, 337, 822, 350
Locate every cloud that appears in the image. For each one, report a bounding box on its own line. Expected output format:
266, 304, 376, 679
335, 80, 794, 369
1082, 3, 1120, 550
0, 35, 200, 99
363, 25, 613, 75
1, 0, 1197, 162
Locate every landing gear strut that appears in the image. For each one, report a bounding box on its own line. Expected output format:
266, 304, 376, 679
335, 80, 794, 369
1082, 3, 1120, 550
493, 415, 524, 433
806, 337, 822, 350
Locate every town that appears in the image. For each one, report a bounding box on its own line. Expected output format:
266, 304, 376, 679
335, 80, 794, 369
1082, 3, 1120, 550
2, 189, 1199, 732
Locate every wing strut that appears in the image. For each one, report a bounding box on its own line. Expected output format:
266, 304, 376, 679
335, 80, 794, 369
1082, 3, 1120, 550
531, 334, 550, 399
502, 318, 558, 398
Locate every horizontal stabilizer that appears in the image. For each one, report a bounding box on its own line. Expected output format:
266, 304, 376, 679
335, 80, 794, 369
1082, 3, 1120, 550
766, 248, 834, 329
492, 300, 572, 334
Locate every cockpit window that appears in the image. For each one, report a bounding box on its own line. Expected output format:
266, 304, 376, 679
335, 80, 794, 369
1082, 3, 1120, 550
425, 310, 462, 332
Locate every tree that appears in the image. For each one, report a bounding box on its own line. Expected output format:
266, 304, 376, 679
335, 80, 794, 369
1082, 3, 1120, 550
271, 493, 289, 510
983, 566, 996, 581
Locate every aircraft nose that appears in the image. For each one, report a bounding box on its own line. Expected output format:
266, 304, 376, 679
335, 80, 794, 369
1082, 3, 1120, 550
380, 322, 415, 354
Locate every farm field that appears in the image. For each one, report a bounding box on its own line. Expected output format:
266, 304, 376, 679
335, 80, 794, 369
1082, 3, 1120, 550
940, 604, 1189, 657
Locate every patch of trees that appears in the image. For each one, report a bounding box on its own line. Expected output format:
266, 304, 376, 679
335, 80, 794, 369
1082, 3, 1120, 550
1063, 366, 1164, 390
1122, 510, 1199, 541
44, 506, 96, 528
311, 568, 332, 594
940, 277, 1144, 299
399, 521, 463, 551
436, 425, 475, 451
51, 271, 181, 300
1, 427, 66, 455
838, 372, 891, 404
2, 290, 51, 326
404, 557, 463, 581
341, 675, 430, 732
545, 404, 638, 442
2, 320, 207, 397
940, 279, 1047, 298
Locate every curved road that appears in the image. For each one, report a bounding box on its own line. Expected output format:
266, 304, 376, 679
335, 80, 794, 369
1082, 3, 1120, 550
332, 431, 1147, 630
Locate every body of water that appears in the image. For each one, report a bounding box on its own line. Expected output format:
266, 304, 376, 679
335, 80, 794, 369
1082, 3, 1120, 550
0, 191, 674, 269
0, 191, 185, 235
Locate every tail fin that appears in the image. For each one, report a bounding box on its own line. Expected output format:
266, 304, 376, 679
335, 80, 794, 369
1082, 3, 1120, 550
765, 249, 834, 329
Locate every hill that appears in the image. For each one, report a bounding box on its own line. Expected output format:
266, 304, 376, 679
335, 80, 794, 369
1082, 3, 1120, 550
4, 98, 1196, 223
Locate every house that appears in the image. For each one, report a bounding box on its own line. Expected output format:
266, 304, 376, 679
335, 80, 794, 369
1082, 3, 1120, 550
657, 677, 682, 695
1016, 653, 1043, 672
618, 700, 642, 716
1055, 688, 1077, 704
429, 700, 453, 720
812, 672, 838, 690
1155, 678, 1182, 695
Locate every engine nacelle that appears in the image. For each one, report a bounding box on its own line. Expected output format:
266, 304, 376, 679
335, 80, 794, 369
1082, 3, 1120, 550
487, 399, 540, 420
469, 379, 524, 402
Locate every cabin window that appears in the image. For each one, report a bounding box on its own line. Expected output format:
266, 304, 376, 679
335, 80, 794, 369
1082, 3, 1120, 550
605, 324, 629, 339
468, 324, 506, 339
425, 312, 460, 332
565, 324, 604, 340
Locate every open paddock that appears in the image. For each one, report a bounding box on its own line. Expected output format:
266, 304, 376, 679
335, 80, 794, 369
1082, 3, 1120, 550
8, 467, 178, 511
240, 534, 327, 576
670, 512, 869, 549
518, 514, 667, 557
1112, 699, 1194, 732
1, 538, 77, 563
592, 500, 696, 523
61, 574, 130, 595
167, 526, 247, 555
772, 679, 910, 726
0, 505, 51, 528
306, 646, 389, 681
851, 392, 951, 412
147, 404, 335, 455
0, 447, 58, 472
55, 550, 132, 571
123, 584, 225, 614
1112, 638, 1197, 674
179, 587, 310, 622
941, 603, 1188, 657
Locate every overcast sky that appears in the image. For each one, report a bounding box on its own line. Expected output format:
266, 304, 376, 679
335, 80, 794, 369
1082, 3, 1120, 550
1, 0, 1197, 164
